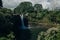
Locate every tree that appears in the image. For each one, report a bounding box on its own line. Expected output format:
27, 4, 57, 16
0, 8, 12, 15
14, 2, 33, 14
0, 8, 13, 37
34, 4, 42, 12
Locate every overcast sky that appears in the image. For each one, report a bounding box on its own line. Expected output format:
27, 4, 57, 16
2, 0, 60, 10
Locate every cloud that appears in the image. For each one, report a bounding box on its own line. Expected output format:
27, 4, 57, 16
2, 0, 34, 9
2, 0, 60, 10
32, 0, 50, 9
47, 0, 60, 10
2, 0, 20, 9
2, 0, 49, 9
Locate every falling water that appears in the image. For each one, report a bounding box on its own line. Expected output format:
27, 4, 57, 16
20, 14, 28, 29
20, 14, 40, 29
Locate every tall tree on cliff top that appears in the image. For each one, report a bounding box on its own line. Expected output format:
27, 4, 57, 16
34, 4, 42, 12
14, 2, 34, 14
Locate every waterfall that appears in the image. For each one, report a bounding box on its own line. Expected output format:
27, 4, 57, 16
20, 14, 27, 29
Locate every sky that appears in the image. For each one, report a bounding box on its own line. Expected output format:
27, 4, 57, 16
2, 0, 60, 10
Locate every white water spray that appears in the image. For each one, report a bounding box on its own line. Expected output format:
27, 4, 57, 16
20, 14, 28, 29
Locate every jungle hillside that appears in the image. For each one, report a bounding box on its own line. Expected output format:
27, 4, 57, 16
0, 2, 60, 40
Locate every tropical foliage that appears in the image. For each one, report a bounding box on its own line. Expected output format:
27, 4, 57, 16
0, 1, 60, 40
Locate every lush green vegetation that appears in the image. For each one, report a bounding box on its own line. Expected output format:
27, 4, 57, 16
0, 1, 60, 40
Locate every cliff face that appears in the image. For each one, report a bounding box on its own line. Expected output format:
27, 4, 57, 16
0, 0, 3, 7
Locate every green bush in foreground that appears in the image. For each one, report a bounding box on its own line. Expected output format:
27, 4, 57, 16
37, 27, 59, 40
0, 32, 15, 40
